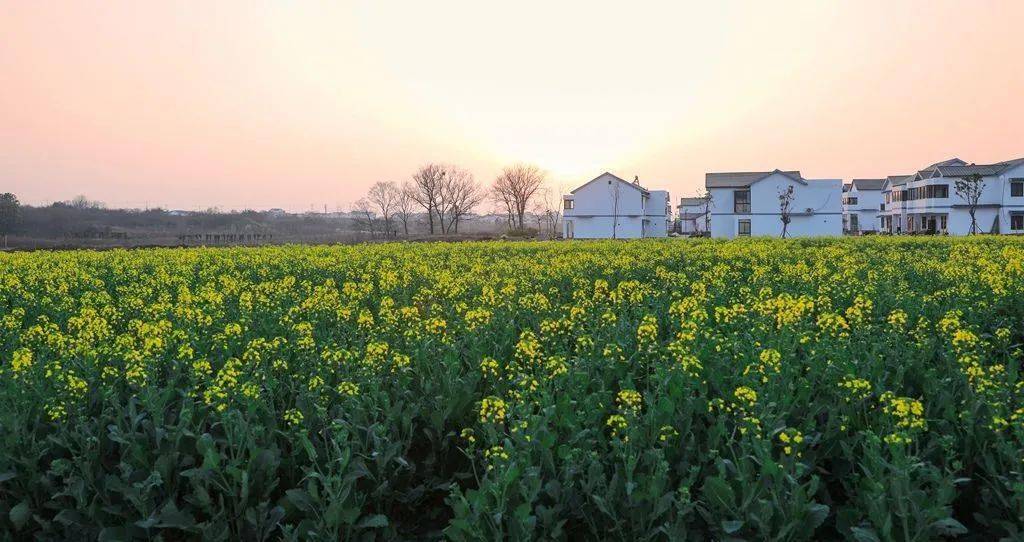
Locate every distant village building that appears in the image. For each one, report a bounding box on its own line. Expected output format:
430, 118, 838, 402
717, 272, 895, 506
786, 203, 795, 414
676, 196, 709, 235
562, 172, 670, 239
705, 170, 842, 238
879, 157, 1024, 235
842, 178, 884, 233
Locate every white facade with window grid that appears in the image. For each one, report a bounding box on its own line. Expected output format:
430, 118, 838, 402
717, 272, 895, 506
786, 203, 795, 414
879, 157, 1024, 235
705, 170, 842, 238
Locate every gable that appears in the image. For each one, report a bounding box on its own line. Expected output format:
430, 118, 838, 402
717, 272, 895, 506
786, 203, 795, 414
570, 172, 647, 196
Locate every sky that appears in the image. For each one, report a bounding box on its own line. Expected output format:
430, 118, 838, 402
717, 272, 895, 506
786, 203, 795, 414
2, 0, 1023, 211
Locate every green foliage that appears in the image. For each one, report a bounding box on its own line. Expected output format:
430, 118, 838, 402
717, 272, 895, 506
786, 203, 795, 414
0, 237, 1023, 539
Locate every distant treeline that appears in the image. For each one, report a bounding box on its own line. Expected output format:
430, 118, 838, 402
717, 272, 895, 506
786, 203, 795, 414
6, 203, 535, 249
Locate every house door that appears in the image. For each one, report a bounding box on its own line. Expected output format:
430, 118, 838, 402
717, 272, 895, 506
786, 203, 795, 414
566, 220, 574, 239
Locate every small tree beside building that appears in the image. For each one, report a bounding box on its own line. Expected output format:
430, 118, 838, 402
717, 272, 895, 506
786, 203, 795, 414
954, 173, 985, 234
778, 185, 795, 238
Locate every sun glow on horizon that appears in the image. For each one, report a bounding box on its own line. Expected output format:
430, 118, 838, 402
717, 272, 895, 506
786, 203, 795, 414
2, 1, 1023, 210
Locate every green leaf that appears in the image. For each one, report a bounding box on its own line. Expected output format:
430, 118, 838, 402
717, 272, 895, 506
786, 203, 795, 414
356, 514, 389, 529
850, 526, 881, 542
9, 501, 30, 530
156, 501, 196, 530
722, 519, 744, 534
930, 517, 968, 536
702, 476, 735, 510
285, 489, 313, 513
805, 503, 829, 531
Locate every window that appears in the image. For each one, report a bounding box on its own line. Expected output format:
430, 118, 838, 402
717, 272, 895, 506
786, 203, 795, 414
933, 184, 949, 199
737, 219, 751, 236
734, 190, 751, 214
940, 215, 947, 231
844, 197, 859, 205
1012, 181, 1024, 197
1012, 214, 1024, 231
850, 214, 859, 231
563, 199, 574, 210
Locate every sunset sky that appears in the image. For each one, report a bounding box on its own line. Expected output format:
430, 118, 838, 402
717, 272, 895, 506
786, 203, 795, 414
3, 1, 1023, 211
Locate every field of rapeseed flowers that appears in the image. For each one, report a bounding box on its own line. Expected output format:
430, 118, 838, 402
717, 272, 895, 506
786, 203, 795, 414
2, 238, 1024, 540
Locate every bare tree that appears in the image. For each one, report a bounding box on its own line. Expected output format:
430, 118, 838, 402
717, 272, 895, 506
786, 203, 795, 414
367, 181, 399, 238
492, 181, 516, 230
440, 168, 485, 234
0, 193, 20, 248
492, 164, 546, 230
395, 183, 417, 237
533, 185, 564, 239
954, 173, 986, 234
68, 195, 105, 209
352, 198, 377, 239
778, 185, 795, 238
696, 187, 712, 235
409, 164, 446, 234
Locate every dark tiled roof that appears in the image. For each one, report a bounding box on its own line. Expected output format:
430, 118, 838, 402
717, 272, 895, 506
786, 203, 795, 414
885, 175, 913, 187
705, 170, 803, 188
935, 165, 1001, 177
926, 157, 967, 169
851, 178, 885, 190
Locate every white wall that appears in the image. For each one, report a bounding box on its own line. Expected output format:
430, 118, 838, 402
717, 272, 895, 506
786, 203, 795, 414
564, 216, 646, 239
645, 190, 670, 237
898, 170, 1019, 235
563, 173, 668, 238
708, 173, 842, 238
843, 185, 883, 232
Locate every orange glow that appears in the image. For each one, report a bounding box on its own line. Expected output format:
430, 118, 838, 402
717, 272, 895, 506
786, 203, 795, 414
2, 1, 1023, 210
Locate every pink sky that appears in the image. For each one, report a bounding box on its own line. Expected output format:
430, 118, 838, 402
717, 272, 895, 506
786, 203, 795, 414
2, 1, 1023, 211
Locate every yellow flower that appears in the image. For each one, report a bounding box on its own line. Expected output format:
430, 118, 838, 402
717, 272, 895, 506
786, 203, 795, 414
480, 357, 501, 378
606, 414, 628, 439
283, 408, 304, 427
616, 389, 643, 413
636, 315, 658, 348
10, 348, 33, 376
733, 386, 758, 406
337, 381, 360, 397
478, 396, 507, 424
887, 309, 908, 328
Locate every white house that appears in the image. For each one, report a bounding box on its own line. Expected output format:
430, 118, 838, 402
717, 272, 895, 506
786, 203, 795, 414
706, 170, 842, 238
562, 172, 670, 239
676, 196, 710, 235
880, 157, 1024, 235
879, 174, 913, 234
842, 178, 884, 233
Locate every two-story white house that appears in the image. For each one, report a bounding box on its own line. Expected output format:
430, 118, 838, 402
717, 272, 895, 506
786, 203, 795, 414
880, 157, 1024, 235
879, 174, 913, 234
676, 196, 710, 235
842, 178, 884, 233
706, 170, 842, 238
562, 172, 670, 239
